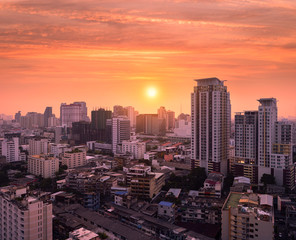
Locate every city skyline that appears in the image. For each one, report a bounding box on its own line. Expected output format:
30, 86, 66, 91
1, 0, 296, 119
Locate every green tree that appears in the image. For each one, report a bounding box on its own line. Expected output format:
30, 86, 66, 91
260, 174, 275, 186
0, 171, 9, 187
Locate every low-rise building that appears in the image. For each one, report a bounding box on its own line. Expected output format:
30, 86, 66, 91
0, 185, 53, 240
62, 148, 87, 168
222, 192, 274, 240
158, 201, 175, 219
122, 140, 146, 159
67, 227, 99, 240
28, 155, 59, 178
181, 191, 224, 225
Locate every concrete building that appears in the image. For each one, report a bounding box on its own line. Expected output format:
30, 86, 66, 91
123, 164, 152, 185
233, 111, 259, 184
1, 137, 20, 162
0, 185, 53, 240
167, 110, 175, 130
191, 78, 231, 175
122, 140, 146, 159
28, 138, 49, 156
67, 228, 99, 240
62, 149, 87, 168
60, 102, 89, 128
44, 107, 53, 128
47, 116, 60, 127
257, 98, 294, 189
28, 155, 59, 178
258, 98, 278, 177
49, 143, 71, 157
125, 106, 137, 128
173, 119, 191, 138
20, 112, 44, 129
91, 108, 112, 130
198, 172, 224, 198
113, 105, 127, 117
123, 164, 165, 199
136, 114, 165, 136
158, 201, 175, 219
222, 192, 274, 240
112, 116, 130, 154
181, 191, 224, 225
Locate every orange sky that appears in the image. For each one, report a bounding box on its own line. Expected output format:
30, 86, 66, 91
1, 0, 296, 119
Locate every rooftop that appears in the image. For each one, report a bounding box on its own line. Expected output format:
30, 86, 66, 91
223, 192, 273, 222
159, 201, 174, 207
195, 77, 224, 86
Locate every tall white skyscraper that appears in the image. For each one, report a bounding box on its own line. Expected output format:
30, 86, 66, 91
1, 137, 20, 162
191, 78, 231, 175
60, 102, 89, 127
258, 98, 278, 170
257, 98, 294, 189
112, 117, 131, 154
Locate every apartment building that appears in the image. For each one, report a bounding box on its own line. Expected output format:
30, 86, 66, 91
62, 149, 87, 168
222, 192, 274, 240
28, 155, 59, 178
0, 185, 52, 240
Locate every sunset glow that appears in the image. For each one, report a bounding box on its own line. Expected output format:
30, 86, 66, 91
0, 0, 296, 118
147, 87, 157, 98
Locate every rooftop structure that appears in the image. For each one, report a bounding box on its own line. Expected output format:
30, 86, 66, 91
222, 192, 274, 240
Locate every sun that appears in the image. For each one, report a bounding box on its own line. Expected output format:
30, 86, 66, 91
147, 87, 157, 98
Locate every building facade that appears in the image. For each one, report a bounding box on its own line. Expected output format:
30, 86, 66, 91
0, 186, 53, 240
112, 117, 130, 154
28, 155, 59, 178
62, 149, 87, 169
222, 192, 274, 240
191, 78, 231, 175
1, 137, 20, 162
60, 102, 88, 128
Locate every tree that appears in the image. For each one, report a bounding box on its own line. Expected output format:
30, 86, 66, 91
223, 173, 234, 193
260, 174, 275, 186
162, 167, 207, 191
0, 171, 9, 187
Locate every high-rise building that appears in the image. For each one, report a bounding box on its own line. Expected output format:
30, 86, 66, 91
234, 98, 295, 190
124, 106, 137, 128
113, 105, 127, 117
167, 110, 175, 130
44, 107, 53, 127
158, 106, 167, 120
60, 102, 89, 128
222, 192, 274, 240
235, 111, 258, 163
14, 111, 21, 123
112, 117, 130, 154
91, 108, 112, 130
136, 114, 165, 135
258, 98, 278, 171
21, 112, 44, 129
232, 111, 259, 183
0, 185, 53, 240
1, 137, 20, 162
191, 78, 231, 175
28, 155, 59, 178
72, 121, 95, 145
28, 138, 49, 156
275, 120, 294, 144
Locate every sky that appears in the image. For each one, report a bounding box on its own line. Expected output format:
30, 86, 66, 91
1, 0, 296, 119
